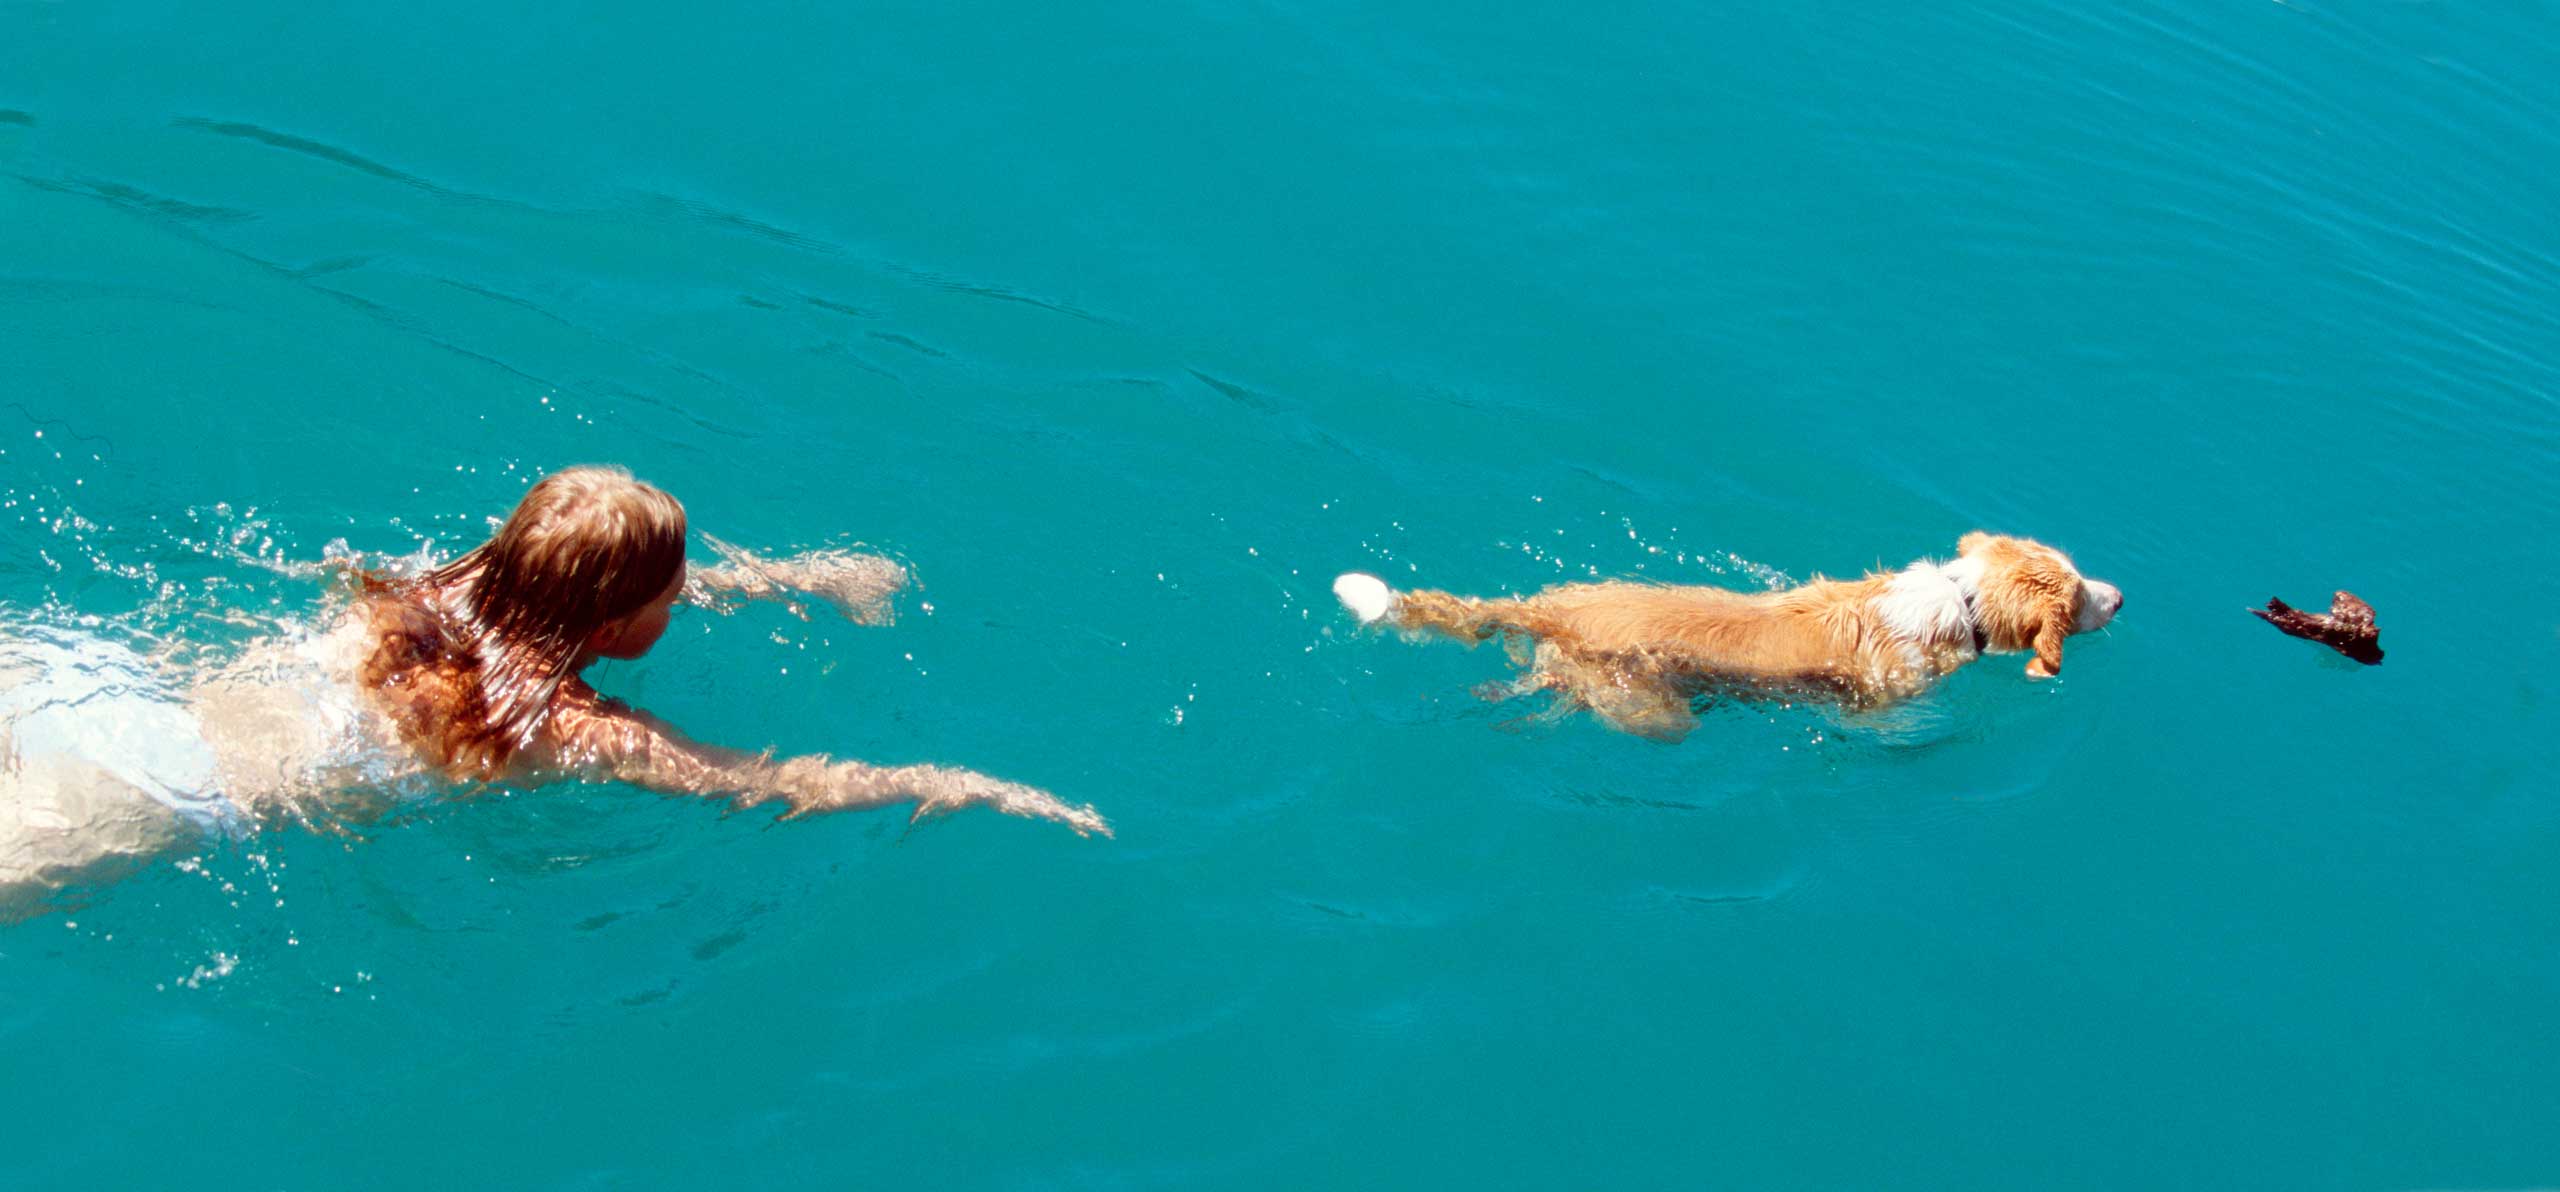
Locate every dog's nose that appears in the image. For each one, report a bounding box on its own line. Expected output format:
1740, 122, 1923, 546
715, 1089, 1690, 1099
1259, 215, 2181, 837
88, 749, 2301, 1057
2082, 581, 2124, 630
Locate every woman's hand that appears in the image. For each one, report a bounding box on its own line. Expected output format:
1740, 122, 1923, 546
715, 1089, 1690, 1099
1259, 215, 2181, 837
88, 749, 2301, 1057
544, 685, 1111, 838
766, 551, 910, 626
903, 766, 1113, 838
688, 534, 911, 626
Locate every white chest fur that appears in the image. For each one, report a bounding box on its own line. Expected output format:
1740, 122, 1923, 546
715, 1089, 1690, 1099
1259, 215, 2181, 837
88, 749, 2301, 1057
1873, 556, 1983, 649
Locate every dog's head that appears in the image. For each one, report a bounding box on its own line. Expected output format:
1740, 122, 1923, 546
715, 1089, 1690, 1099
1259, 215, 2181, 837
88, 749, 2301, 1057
1956, 532, 2122, 679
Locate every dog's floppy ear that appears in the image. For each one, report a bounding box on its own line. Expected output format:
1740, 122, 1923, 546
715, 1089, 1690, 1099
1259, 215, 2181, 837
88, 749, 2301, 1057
2024, 599, 2069, 678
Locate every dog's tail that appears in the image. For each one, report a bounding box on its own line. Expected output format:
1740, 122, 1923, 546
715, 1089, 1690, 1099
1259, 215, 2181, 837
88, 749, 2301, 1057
1332, 572, 1553, 643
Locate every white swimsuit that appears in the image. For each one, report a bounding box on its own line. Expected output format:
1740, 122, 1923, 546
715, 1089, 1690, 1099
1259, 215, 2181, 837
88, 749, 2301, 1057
0, 626, 234, 832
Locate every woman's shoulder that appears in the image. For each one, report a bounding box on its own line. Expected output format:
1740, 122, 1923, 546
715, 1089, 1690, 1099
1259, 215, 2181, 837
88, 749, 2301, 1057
344, 580, 501, 779
352, 580, 453, 673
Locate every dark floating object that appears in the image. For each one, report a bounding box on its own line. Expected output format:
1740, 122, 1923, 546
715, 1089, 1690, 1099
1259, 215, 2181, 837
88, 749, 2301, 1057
2253, 591, 2383, 665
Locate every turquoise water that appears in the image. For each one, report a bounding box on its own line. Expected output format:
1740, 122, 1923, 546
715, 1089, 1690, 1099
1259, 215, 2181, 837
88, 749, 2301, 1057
4, 0, 2557, 1185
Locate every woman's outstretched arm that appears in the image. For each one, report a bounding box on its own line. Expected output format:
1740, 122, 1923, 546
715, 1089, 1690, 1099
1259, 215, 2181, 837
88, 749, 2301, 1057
527, 680, 1109, 837
683, 533, 910, 626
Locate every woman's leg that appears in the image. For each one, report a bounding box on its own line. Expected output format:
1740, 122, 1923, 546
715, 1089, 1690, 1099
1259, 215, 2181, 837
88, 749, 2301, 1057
0, 751, 188, 922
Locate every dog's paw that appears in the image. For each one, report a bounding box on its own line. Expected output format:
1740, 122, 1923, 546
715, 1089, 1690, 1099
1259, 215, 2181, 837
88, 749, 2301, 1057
1332, 572, 1397, 625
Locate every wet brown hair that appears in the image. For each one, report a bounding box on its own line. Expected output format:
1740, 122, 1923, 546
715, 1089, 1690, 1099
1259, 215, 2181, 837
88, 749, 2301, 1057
361, 466, 688, 778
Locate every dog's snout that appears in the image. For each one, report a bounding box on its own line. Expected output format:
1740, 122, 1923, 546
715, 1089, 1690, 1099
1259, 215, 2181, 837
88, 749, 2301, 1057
2078, 580, 2124, 632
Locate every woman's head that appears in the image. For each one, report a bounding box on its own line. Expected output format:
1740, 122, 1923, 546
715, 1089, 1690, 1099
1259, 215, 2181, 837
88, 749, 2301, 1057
462, 466, 689, 661
583, 567, 685, 660
412, 465, 689, 767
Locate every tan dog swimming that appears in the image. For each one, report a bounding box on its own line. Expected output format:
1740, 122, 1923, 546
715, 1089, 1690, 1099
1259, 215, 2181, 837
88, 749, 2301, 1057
1334, 532, 2122, 741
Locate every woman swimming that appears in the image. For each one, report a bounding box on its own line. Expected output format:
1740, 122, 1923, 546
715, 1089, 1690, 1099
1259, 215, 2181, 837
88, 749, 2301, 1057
1, 466, 1106, 919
